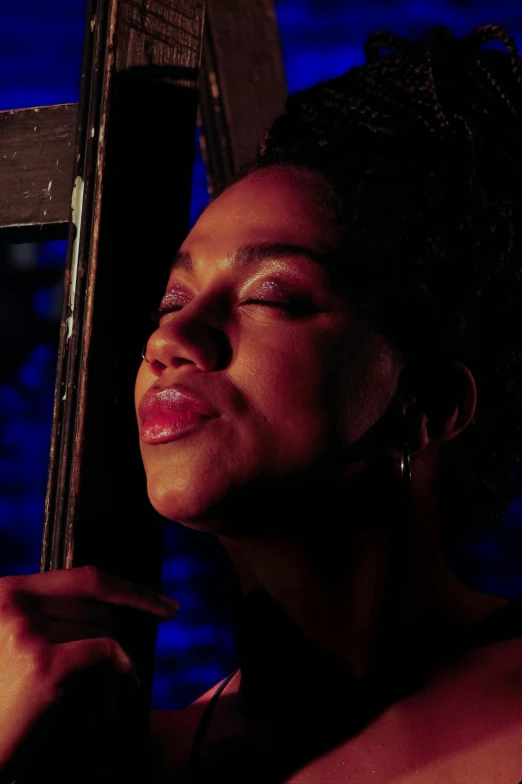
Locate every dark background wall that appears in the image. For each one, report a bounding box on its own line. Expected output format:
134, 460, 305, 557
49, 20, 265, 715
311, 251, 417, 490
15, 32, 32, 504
1, 0, 522, 710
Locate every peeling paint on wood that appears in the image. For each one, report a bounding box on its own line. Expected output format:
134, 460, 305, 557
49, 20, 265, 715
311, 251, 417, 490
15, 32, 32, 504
66, 175, 84, 340
40, 2, 206, 780
0, 103, 77, 236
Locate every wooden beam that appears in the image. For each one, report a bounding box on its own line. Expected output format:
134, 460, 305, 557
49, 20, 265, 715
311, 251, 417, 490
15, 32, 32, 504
199, 0, 287, 196
0, 103, 77, 242
33, 0, 205, 782
0, 0, 287, 238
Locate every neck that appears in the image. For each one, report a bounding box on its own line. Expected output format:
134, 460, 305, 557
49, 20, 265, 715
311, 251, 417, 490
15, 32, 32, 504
220, 464, 505, 679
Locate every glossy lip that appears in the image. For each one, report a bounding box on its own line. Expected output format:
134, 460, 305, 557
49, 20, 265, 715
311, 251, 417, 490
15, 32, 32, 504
138, 384, 219, 444
140, 411, 213, 444
138, 384, 219, 422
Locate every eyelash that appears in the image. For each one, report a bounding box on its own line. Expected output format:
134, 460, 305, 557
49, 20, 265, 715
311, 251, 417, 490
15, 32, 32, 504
149, 297, 315, 325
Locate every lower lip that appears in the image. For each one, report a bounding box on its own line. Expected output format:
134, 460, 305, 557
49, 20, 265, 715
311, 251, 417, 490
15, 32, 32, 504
140, 412, 212, 445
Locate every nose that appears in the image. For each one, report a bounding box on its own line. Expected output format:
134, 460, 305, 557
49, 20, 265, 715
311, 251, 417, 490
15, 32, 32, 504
143, 298, 231, 375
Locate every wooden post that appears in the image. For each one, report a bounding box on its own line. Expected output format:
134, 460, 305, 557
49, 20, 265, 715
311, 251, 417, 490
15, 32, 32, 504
35, 0, 205, 782
199, 0, 286, 197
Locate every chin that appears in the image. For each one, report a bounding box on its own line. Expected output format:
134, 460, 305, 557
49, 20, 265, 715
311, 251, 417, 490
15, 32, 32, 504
145, 476, 215, 530
144, 464, 247, 534
141, 437, 331, 536
140, 438, 270, 534
145, 468, 278, 536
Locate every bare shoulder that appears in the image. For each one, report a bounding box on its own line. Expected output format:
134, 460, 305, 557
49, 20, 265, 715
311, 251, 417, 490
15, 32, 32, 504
286, 636, 522, 784
148, 673, 241, 783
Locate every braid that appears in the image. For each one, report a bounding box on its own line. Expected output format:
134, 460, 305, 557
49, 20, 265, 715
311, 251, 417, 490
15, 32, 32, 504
236, 25, 522, 535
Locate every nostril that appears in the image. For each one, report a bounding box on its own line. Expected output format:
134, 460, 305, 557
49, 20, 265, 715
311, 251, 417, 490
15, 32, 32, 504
142, 346, 165, 369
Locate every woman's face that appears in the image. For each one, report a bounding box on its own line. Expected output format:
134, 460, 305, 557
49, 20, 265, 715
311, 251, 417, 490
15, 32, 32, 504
135, 166, 403, 533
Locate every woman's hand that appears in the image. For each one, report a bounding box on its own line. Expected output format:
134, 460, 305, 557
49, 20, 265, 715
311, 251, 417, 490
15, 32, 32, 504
0, 565, 179, 780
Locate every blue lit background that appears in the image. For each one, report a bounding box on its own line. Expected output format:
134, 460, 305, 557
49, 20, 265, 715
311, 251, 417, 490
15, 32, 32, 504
2, 0, 522, 710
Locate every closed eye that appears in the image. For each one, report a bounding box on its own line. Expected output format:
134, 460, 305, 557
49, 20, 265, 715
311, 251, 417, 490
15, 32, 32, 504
241, 299, 288, 307
241, 298, 317, 316
149, 305, 183, 325
149, 297, 318, 325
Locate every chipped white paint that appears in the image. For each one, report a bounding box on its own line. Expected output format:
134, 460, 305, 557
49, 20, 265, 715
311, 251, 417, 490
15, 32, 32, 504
62, 391, 67, 401
34, 126, 37, 131
66, 176, 84, 340
43, 210, 47, 216
91, 17, 95, 32
48, 180, 52, 192
91, 127, 95, 138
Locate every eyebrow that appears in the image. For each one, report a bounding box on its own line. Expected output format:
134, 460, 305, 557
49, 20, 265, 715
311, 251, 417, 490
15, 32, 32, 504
169, 242, 327, 274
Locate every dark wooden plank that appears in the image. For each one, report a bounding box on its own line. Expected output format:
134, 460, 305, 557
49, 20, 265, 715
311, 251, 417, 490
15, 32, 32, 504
0, 1, 285, 233
33, 0, 205, 782
199, 0, 287, 196
0, 103, 77, 241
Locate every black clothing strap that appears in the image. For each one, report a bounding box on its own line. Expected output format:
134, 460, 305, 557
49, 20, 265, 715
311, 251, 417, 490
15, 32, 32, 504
183, 670, 237, 782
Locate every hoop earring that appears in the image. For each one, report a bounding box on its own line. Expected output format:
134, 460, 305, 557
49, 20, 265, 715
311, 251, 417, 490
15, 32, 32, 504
400, 442, 411, 485
141, 346, 151, 363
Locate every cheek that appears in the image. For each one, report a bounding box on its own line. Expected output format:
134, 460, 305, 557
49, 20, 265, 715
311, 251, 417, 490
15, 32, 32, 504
333, 337, 402, 443
248, 328, 399, 469
234, 329, 360, 468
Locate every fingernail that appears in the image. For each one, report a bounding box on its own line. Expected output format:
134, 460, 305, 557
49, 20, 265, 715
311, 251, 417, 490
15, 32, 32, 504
160, 597, 180, 614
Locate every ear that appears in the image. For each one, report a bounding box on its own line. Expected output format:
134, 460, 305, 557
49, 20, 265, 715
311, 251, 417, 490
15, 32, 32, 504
399, 360, 477, 455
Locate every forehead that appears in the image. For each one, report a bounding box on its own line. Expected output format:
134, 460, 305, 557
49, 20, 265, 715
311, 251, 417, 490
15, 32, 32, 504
182, 166, 340, 266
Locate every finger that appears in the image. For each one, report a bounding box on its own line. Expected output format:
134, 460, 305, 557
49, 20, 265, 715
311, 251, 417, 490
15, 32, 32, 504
11, 593, 115, 630
53, 636, 140, 689
34, 618, 118, 645
4, 566, 180, 619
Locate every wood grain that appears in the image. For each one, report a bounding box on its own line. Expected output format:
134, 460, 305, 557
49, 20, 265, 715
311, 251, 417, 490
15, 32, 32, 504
199, 0, 287, 196
0, 0, 286, 234
0, 104, 77, 241
36, 1, 205, 783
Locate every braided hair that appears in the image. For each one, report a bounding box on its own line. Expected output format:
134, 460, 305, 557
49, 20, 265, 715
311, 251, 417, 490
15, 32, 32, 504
236, 24, 522, 537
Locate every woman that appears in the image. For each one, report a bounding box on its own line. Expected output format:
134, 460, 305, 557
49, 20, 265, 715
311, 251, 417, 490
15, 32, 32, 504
1, 22, 522, 784
142, 22, 522, 784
